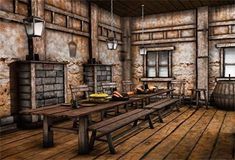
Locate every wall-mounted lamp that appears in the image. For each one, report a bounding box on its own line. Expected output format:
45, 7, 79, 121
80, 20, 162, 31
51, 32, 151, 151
23, 15, 45, 60
23, 16, 45, 37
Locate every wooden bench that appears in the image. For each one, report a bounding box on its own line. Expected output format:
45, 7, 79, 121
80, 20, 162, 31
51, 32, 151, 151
88, 109, 154, 154
144, 98, 180, 123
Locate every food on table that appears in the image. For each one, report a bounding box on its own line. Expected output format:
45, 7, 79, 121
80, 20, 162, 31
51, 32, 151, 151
89, 93, 109, 103
89, 93, 109, 98
112, 91, 123, 98
127, 91, 135, 96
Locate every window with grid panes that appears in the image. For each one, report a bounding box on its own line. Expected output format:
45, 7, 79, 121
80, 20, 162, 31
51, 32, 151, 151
146, 51, 171, 78
224, 48, 235, 77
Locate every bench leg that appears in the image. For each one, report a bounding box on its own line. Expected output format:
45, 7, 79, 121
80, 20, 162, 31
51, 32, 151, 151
72, 117, 78, 128
89, 130, 97, 150
100, 111, 105, 121
133, 120, 138, 127
124, 104, 128, 112
106, 134, 116, 154
175, 102, 181, 112
157, 111, 164, 123
146, 115, 154, 129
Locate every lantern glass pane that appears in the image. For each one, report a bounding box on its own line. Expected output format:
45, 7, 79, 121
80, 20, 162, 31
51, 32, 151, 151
107, 41, 114, 50
113, 40, 118, 49
34, 22, 44, 36
140, 48, 146, 55
25, 23, 34, 36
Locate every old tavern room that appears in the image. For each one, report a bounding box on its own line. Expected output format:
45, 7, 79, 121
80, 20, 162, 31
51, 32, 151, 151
0, 0, 235, 159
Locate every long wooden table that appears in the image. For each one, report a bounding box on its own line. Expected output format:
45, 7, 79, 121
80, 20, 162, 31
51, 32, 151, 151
21, 89, 173, 154
132, 89, 174, 106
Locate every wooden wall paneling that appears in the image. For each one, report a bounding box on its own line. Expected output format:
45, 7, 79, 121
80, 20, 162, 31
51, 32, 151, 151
44, 4, 90, 37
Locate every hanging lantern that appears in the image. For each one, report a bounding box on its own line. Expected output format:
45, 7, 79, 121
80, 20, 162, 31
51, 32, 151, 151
23, 16, 45, 37
139, 4, 146, 55
68, 41, 77, 58
107, 0, 118, 50
107, 37, 118, 50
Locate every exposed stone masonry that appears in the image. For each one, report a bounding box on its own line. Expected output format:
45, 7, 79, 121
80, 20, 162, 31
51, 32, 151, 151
18, 62, 65, 110
17, 61, 66, 125
84, 64, 112, 93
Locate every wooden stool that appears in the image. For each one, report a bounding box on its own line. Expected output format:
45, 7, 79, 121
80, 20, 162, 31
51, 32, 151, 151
190, 89, 208, 109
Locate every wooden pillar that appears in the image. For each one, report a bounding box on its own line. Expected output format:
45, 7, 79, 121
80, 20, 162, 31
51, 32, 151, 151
121, 17, 132, 81
196, 7, 209, 98
90, 3, 99, 60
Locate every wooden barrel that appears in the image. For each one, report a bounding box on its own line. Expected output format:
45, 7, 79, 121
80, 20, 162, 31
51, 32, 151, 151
213, 80, 235, 111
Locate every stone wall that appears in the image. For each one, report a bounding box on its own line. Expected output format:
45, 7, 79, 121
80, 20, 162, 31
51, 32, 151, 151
97, 8, 123, 90
131, 10, 196, 95
0, 0, 234, 131
130, 5, 235, 97
0, 0, 123, 130
208, 5, 235, 95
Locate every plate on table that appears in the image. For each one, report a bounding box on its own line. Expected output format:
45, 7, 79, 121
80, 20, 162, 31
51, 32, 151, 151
80, 103, 97, 107
60, 103, 71, 106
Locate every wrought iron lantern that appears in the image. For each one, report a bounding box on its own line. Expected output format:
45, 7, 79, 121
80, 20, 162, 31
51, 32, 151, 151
107, 37, 118, 50
23, 16, 45, 37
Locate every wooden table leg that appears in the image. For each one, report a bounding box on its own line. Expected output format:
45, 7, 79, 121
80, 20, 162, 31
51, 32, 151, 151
190, 90, 194, 107
78, 115, 89, 154
203, 90, 208, 109
43, 116, 53, 147
196, 91, 199, 109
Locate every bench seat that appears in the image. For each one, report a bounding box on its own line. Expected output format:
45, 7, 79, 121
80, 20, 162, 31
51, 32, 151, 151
144, 98, 180, 122
89, 109, 154, 154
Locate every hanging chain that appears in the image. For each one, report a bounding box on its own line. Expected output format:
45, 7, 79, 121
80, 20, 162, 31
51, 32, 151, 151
111, 0, 114, 36
141, 4, 144, 47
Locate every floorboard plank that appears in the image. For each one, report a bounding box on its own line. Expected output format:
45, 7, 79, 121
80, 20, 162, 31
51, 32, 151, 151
91, 108, 189, 160
0, 107, 234, 160
117, 108, 200, 160
63, 108, 189, 160
210, 111, 235, 160
188, 110, 226, 160
139, 108, 208, 160
163, 109, 217, 160
1, 132, 68, 159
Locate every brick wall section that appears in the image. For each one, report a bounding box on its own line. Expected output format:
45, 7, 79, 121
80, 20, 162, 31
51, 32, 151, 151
18, 62, 65, 109
35, 63, 65, 107
84, 64, 112, 93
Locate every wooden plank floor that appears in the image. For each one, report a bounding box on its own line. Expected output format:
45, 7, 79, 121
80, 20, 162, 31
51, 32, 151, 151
0, 106, 235, 160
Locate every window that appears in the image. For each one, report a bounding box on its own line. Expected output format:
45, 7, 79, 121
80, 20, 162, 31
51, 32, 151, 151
224, 48, 235, 77
146, 51, 172, 78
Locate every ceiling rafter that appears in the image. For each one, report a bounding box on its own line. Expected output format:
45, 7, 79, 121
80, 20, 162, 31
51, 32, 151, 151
89, 0, 235, 17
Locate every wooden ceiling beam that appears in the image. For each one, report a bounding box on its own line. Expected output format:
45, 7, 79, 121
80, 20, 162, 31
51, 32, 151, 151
89, 0, 234, 17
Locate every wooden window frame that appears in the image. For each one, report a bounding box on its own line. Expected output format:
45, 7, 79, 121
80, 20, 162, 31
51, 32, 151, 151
146, 51, 172, 78
223, 47, 235, 77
